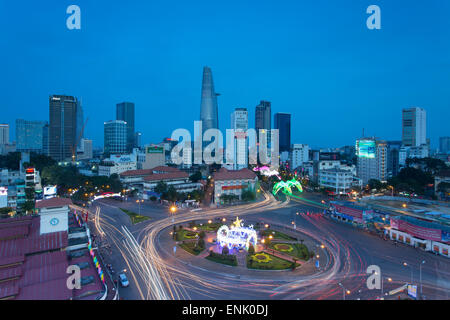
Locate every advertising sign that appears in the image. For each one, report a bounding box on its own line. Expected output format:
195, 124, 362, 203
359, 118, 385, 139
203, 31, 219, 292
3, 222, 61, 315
44, 185, 57, 199
357, 140, 376, 159
146, 146, 164, 154
391, 218, 442, 242
407, 285, 417, 299
0, 187, 7, 208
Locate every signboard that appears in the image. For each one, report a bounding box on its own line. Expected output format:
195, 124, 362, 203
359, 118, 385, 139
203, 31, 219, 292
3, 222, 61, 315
357, 140, 376, 159
390, 218, 442, 242
44, 185, 57, 199
407, 285, 417, 299
0, 187, 7, 208
315, 260, 320, 269
146, 146, 164, 154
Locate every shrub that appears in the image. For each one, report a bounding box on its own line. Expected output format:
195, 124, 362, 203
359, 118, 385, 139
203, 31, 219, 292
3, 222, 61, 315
222, 245, 229, 255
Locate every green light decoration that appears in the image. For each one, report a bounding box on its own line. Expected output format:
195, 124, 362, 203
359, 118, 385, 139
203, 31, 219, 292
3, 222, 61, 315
272, 178, 303, 196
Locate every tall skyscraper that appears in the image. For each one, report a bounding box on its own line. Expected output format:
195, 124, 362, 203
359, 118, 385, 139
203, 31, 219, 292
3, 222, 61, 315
386, 141, 402, 177
104, 120, 127, 155
15, 119, 48, 154
402, 107, 426, 147
231, 108, 248, 170
200, 66, 219, 134
116, 102, 135, 153
49, 95, 80, 161
274, 113, 291, 153
255, 101, 271, 142
0, 124, 9, 145
440, 137, 450, 154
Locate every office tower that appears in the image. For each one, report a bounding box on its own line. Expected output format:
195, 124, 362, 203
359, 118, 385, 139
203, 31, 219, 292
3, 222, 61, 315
356, 138, 387, 185
440, 137, 450, 154
104, 120, 127, 155
231, 108, 248, 170
255, 100, 271, 142
274, 113, 291, 153
402, 107, 426, 147
15, 119, 48, 154
0, 124, 9, 145
135, 132, 142, 149
200, 66, 219, 134
42, 124, 49, 156
49, 95, 79, 161
386, 141, 402, 177
116, 102, 135, 152
76, 100, 84, 146
291, 144, 310, 169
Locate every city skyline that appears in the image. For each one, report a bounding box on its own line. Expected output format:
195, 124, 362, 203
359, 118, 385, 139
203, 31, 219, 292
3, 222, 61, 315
1, 1, 449, 149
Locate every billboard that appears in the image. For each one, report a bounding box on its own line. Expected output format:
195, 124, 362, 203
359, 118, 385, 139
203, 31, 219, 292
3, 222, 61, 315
44, 185, 57, 199
146, 146, 164, 154
0, 187, 7, 208
407, 285, 417, 299
390, 217, 442, 242
357, 140, 376, 158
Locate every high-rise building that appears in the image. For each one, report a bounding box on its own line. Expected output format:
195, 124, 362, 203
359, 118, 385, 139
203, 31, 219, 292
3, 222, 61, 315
386, 141, 402, 178
15, 119, 48, 154
200, 66, 219, 134
402, 107, 426, 147
77, 139, 93, 160
255, 101, 271, 142
274, 113, 291, 153
49, 95, 80, 162
231, 108, 248, 170
104, 120, 127, 155
116, 102, 135, 152
440, 137, 450, 154
356, 138, 387, 185
135, 132, 142, 149
0, 124, 9, 145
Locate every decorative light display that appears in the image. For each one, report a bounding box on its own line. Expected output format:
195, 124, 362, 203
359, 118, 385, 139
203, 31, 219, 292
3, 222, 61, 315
253, 166, 281, 179
272, 178, 303, 196
217, 217, 257, 250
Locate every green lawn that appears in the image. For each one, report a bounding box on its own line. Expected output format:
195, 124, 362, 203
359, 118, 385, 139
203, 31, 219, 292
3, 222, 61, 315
205, 252, 238, 266
175, 229, 199, 241
260, 229, 297, 241
120, 208, 150, 224
179, 241, 204, 255
193, 222, 222, 232
247, 253, 298, 270
268, 242, 311, 261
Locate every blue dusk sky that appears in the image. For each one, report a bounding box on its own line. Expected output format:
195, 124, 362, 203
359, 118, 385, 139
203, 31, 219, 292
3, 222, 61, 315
0, 0, 449, 149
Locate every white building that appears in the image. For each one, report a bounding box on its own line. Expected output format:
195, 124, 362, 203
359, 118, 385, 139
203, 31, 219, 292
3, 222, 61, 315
402, 107, 426, 147
230, 108, 248, 170
98, 154, 137, 177
291, 144, 309, 169
319, 168, 354, 194
356, 138, 387, 185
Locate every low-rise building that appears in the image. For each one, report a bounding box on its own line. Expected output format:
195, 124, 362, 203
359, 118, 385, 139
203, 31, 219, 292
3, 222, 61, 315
212, 168, 258, 204
319, 168, 354, 194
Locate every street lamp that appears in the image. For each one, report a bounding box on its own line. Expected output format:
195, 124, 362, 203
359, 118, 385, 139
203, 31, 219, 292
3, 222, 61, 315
419, 260, 425, 299
338, 283, 350, 300
403, 262, 413, 284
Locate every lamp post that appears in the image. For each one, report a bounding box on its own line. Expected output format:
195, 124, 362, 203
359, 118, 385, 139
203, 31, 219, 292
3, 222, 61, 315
338, 283, 350, 300
403, 262, 413, 284
419, 260, 425, 299
136, 199, 144, 215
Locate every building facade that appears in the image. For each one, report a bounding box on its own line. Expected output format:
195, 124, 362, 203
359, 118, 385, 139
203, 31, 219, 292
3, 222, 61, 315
231, 108, 248, 170
104, 120, 127, 155
116, 102, 135, 152
291, 144, 310, 169
200, 66, 219, 134
356, 138, 387, 185
402, 107, 426, 147
48, 95, 80, 161
16, 119, 48, 154
274, 113, 291, 153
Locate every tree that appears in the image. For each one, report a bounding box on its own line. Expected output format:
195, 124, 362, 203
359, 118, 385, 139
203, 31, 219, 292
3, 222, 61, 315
199, 231, 206, 239
166, 185, 178, 202
222, 245, 229, 255
247, 243, 255, 255
154, 181, 168, 195
197, 238, 205, 249
189, 171, 202, 183
368, 179, 383, 191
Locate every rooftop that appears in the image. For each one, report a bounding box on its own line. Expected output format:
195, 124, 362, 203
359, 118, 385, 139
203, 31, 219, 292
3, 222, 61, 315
213, 168, 257, 181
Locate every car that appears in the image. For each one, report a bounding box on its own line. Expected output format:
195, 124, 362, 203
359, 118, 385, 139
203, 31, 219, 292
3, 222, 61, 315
118, 273, 129, 287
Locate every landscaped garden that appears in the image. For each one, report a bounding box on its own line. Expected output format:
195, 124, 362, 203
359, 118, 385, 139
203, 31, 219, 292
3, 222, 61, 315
175, 229, 199, 241
268, 242, 311, 261
205, 251, 238, 266
259, 229, 297, 241
179, 241, 205, 255
246, 252, 299, 270
119, 208, 150, 224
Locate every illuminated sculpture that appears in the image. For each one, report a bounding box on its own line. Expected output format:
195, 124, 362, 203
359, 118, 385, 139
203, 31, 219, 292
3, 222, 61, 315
253, 166, 281, 179
217, 217, 257, 250
272, 178, 303, 196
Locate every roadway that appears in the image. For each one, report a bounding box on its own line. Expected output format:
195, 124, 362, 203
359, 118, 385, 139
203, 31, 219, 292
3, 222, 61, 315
86, 191, 450, 300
